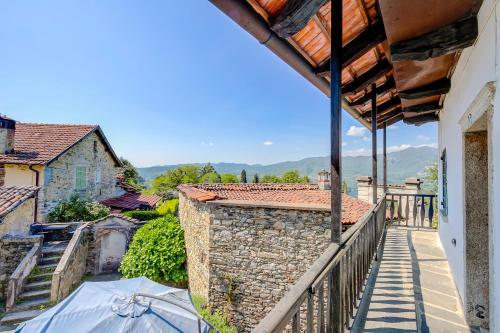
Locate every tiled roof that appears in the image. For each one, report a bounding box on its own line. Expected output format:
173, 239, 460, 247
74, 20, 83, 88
0, 186, 39, 218
178, 184, 373, 225
0, 123, 97, 165
100, 193, 162, 210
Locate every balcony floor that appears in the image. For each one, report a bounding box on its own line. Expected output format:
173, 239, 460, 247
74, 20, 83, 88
352, 226, 478, 333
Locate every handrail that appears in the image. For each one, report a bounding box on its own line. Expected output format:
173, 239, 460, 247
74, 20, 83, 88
253, 197, 387, 332
6, 242, 41, 311
385, 192, 437, 228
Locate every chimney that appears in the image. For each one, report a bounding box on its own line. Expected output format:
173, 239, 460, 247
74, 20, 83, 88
318, 169, 331, 190
0, 115, 15, 154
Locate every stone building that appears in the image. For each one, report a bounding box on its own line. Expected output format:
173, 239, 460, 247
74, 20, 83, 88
356, 176, 423, 203
178, 181, 372, 332
0, 115, 125, 221
0, 186, 39, 237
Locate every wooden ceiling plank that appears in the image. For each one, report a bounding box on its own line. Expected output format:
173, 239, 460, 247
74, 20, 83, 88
362, 96, 401, 118
399, 78, 451, 99
313, 13, 331, 42
390, 15, 478, 62
341, 59, 391, 94
349, 77, 395, 106
315, 20, 386, 75
271, 0, 329, 39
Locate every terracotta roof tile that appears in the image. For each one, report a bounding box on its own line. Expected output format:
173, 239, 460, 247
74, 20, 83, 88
0, 123, 98, 165
0, 186, 39, 218
178, 184, 373, 225
101, 193, 162, 210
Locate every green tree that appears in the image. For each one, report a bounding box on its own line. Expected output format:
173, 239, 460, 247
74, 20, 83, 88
281, 170, 309, 183
261, 175, 281, 183
120, 158, 140, 185
151, 165, 200, 196
221, 174, 239, 183
200, 162, 216, 177
240, 169, 247, 183
252, 173, 259, 183
342, 180, 348, 194
424, 162, 438, 194
200, 172, 222, 184
48, 194, 110, 222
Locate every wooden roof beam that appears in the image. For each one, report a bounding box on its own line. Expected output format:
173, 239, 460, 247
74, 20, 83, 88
402, 101, 442, 113
391, 15, 478, 62
315, 20, 387, 76
271, 0, 329, 39
377, 106, 402, 123
403, 113, 440, 126
378, 113, 403, 129
349, 77, 395, 106
342, 59, 392, 95
399, 78, 451, 99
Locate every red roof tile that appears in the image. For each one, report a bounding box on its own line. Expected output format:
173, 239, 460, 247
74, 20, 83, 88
100, 193, 162, 210
178, 184, 373, 225
0, 186, 39, 217
0, 123, 121, 166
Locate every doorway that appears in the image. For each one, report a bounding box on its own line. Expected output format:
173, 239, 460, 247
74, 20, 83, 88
463, 124, 490, 329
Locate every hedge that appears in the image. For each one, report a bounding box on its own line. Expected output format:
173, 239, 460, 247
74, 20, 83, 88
122, 210, 163, 221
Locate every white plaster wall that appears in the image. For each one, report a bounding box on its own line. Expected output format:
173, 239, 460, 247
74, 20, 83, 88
438, 0, 499, 329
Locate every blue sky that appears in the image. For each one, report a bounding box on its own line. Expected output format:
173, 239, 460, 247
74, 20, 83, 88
0, 1, 436, 167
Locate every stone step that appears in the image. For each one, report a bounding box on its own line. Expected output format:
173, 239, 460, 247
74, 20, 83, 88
10, 298, 50, 312
0, 309, 45, 326
42, 241, 68, 253
40, 255, 62, 265
37, 263, 58, 273
23, 281, 52, 292
28, 272, 53, 283
19, 289, 51, 301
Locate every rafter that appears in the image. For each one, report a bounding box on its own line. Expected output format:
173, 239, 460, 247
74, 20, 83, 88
342, 59, 392, 95
402, 101, 442, 113
399, 78, 451, 99
271, 0, 329, 39
403, 113, 440, 126
378, 113, 403, 129
315, 20, 387, 76
362, 96, 401, 118
349, 78, 396, 106
391, 15, 478, 62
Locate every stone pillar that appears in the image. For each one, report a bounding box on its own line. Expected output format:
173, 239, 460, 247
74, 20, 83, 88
357, 176, 372, 203
318, 169, 331, 191
404, 177, 423, 193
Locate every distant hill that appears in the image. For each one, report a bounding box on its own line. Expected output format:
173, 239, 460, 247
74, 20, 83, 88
138, 146, 438, 195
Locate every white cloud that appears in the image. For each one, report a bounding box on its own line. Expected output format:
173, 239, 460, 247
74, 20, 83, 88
388, 125, 399, 130
342, 142, 348, 147
347, 126, 367, 137
201, 141, 214, 147
263, 141, 273, 146
362, 136, 371, 142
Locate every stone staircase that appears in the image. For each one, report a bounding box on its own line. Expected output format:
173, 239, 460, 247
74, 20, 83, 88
0, 240, 68, 328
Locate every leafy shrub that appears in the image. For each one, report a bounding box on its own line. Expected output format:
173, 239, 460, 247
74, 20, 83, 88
119, 215, 187, 283
48, 194, 110, 222
123, 210, 163, 221
192, 295, 238, 333
156, 199, 179, 216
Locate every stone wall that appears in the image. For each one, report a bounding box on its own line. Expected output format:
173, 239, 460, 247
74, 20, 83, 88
0, 234, 43, 300
179, 195, 332, 332
39, 131, 123, 221
0, 198, 36, 238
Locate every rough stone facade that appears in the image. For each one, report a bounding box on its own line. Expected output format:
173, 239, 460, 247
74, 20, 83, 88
38, 132, 124, 221
0, 198, 36, 237
179, 193, 333, 332
0, 234, 42, 300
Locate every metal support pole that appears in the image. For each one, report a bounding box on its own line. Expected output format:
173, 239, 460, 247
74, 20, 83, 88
330, 0, 343, 332
371, 83, 378, 204
383, 121, 387, 192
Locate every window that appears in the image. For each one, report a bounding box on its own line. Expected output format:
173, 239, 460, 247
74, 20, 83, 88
440, 149, 448, 216
75, 166, 87, 191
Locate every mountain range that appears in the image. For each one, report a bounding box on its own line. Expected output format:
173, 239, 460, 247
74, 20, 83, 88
138, 146, 438, 195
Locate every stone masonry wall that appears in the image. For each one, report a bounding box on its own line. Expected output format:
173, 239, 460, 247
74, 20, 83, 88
0, 198, 36, 238
179, 194, 211, 300
0, 234, 42, 300
39, 132, 122, 221
179, 197, 332, 332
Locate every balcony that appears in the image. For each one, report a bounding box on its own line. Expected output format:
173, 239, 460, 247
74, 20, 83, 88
253, 193, 476, 333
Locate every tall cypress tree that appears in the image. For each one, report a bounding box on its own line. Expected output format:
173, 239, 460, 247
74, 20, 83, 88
240, 169, 247, 183
253, 173, 260, 183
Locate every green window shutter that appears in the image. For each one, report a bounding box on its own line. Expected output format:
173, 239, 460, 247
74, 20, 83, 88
76, 166, 87, 190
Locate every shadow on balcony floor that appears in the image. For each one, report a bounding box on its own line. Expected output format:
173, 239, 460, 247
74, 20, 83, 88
352, 226, 479, 333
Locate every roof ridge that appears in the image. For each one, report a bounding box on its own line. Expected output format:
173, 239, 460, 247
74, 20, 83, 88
18, 122, 98, 127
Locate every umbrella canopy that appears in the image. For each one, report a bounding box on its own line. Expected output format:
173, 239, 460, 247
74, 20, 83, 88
16, 277, 212, 333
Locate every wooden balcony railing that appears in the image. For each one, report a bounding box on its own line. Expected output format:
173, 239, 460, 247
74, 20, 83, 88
386, 193, 437, 228
252, 197, 387, 333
